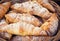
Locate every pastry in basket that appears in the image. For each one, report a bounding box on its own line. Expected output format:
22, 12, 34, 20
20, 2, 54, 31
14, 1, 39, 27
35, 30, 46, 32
0, 20, 47, 36
0, 19, 12, 39
33, 0, 55, 12
0, 2, 11, 19
0, 14, 58, 36
5, 12, 42, 26
11, 1, 52, 19
40, 13, 58, 36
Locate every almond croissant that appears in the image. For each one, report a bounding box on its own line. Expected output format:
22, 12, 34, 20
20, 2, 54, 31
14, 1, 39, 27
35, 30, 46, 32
5, 12, 42, 26
11, 1, 52, 19
0, 20, 47, 36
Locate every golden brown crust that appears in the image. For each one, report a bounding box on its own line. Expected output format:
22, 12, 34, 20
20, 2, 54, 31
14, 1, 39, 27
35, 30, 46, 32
0, 2, 11, 19
0, 1, 58, 36
0, 19, 12, 39
41, 14, 58, 35
5, 12, 42, 26
0, 21, 47, 36
11, 1, 52, 19
0, 14, 58, 36
33, 0, 55, 12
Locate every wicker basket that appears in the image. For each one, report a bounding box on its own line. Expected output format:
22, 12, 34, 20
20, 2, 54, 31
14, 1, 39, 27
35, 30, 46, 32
0, 0, 60, 41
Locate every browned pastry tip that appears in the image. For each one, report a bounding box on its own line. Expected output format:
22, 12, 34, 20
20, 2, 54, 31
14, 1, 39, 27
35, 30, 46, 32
2, 2, 11, 8
41, 13, 58, 36
33, 0, 55, 12
0, 2, 11, 19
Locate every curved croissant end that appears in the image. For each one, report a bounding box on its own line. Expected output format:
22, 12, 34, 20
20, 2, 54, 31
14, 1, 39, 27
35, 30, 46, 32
0, 2, 11, 19
40, 13, 58, 36
33, 0, 55, 12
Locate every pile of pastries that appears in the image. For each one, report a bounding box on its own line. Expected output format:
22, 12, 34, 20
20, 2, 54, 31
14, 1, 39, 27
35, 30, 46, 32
0, 0, 59, 41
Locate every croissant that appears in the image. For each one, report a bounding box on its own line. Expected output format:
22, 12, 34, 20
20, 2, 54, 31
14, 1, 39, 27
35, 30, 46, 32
40, 13, 58, 36
11, 1, 52, 19
5, 12, 41, 26
0, 20, 47, 36
0, 19, 12, 39
0, 13, 58, 36
33, 0, 55, 12
0, 2, 11, 19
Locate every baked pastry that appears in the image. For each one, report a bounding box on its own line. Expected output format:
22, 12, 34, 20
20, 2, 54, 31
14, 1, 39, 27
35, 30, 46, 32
0, 19, 12, 39
0, 14, 58, 36
0, 20, 47, 36
40, 13, 58, 36
5, 12, 42, 26
33, 0, 55, 12
11, 1, 52, 19
0, 2, 11, 19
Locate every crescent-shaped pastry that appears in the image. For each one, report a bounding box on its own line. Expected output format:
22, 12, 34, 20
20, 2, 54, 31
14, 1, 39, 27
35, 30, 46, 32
33, 0, 55, 12
0, 20, 47, 36
5, 12, 42, 26
0, 14, 58, 36
40, 13, 58, 36
0, 2, 11, 19
11, 1, 52, 19
0, 19, 12, 39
